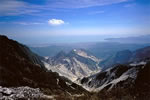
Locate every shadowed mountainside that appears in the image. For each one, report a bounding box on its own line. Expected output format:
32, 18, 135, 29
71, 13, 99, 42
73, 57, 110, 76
0, 35, 89, 99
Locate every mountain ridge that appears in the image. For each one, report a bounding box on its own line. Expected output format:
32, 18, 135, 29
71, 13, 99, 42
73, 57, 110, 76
43, 49, 101, 81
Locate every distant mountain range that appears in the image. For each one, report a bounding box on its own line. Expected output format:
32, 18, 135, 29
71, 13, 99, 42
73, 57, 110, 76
30, 42, 150, 62
42, 49, 101, 81
100, 46, 150, 69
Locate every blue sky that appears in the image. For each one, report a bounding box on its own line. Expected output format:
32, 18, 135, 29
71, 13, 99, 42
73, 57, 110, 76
0, 0, 150, 44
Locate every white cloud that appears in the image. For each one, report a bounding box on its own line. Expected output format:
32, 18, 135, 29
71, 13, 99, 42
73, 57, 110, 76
48, 19, 65, 26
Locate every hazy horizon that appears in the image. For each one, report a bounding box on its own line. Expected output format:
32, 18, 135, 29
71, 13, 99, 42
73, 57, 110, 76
0, 0, 150, 44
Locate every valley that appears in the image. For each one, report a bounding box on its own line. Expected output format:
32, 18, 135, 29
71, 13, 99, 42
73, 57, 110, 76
0, 35, 150, 99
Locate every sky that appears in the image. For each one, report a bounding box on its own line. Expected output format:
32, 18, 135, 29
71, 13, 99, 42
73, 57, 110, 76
0, 0, 150, 44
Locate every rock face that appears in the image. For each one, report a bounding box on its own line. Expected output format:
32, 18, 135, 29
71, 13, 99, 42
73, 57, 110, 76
0, 86, 52, 99
43, 49, 101, 81
0, 35, 88, 99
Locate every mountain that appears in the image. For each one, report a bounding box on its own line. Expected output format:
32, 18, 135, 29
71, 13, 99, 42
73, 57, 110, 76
99, 50, 132, 69
79, 46, 150, 99
100, 46, 150, 69
130, 46, 150, 62
1, 35, 150, 99
0, 35, 89, 99
43, 49, 101, 81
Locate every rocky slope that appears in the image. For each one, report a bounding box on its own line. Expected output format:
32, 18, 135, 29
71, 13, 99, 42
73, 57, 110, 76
43, 49, 101, 81
80, 63, 145, 91
0, 86, 53, 99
